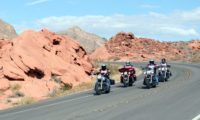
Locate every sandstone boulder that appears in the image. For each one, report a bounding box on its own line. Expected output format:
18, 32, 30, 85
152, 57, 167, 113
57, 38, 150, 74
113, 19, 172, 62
0, 29, 93, 99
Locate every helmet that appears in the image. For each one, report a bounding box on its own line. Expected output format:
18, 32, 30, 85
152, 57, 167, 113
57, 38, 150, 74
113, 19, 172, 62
161, 58, 166, 63
101, 64, 107, 70
125, 61, 131, 66
149, 60, 155, 65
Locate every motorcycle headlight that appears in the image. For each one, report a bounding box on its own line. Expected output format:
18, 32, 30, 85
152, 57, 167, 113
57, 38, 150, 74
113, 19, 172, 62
124, 72, 128, 75
97, 75, 102, 79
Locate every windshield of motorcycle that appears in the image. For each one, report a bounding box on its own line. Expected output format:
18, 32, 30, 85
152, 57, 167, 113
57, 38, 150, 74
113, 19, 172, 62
159, 67, 167, 71
144, 67, 154, 75
97, 75, 106, 82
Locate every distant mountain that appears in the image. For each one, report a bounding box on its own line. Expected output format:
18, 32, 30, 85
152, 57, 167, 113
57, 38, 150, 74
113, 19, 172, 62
0, 19, 17, 39
58, 26, 106, 53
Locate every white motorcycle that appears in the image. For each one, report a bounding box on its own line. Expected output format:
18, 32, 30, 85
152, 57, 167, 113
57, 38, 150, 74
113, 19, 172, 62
158, 65, 171, 82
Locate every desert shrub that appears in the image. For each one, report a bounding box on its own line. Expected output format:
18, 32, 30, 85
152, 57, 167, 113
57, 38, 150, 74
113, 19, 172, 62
48, 88, 61, 97
48, 83, 72, 98
10, 84, 24, 98
11, 84, 21, 92
61, 83, 72, 91
19, 97, 35, 105
50, 75, 62, 84
10, 91, 24, 98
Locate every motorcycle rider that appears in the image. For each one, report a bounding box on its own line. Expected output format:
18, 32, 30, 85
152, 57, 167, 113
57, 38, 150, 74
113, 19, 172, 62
99, 64, 110, 78
160, 58, 172, 76
119, 61, 136, 83
99, 64, 111, 85
124, 61, 133, 67
124, 61, 135, 74
160, 58, 167, 66
147, 60, 159, 84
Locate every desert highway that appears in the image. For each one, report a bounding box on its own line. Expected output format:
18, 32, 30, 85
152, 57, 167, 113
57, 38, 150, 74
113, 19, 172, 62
0, 63, 199, 120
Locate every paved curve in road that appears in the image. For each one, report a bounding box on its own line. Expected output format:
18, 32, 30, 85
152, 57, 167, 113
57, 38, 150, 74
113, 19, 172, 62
0, 63, 199, 120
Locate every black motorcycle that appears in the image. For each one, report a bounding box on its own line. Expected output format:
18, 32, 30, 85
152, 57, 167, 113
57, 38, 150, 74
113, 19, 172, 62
94, 74, 110, 95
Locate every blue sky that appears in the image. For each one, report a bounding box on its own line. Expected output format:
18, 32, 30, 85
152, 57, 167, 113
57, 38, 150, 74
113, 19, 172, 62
1, 0, 200, 41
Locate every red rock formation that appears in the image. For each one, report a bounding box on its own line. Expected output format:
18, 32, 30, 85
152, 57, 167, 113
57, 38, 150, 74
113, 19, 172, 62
91, 32, 185, 62
188, 40, 200, 50
0, 29, 93, 100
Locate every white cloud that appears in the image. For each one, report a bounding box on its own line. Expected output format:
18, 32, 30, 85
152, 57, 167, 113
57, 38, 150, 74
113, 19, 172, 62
161, 27, 199, 36
26, 0, 50, 6
178, 7, 200, 21
17, 7, 200, 41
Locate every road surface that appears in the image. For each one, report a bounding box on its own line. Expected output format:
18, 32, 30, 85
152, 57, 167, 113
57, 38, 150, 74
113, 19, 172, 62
0, 63, 199, 120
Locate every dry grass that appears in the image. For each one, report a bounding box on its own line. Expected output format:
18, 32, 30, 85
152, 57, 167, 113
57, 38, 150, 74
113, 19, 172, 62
107, 64, 120, 75
48, 81, 94, 98
18, 97, 35, 105
64, 82, 94, 95
10, 83, 24, 98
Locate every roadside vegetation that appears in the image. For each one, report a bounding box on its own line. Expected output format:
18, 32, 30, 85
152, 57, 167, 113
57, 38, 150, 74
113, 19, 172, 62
18, 97, 35, 105
10, 83, 24, 98
47, 61, 122, 98
6, 83, 35, 106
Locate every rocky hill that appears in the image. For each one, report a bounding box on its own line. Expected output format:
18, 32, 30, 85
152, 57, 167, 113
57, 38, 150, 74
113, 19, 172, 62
0, 19, 17, 39
0, 29, 93, 109
58, 26, 105, 53
172, 40, 200, 62
91, 32, 200, 62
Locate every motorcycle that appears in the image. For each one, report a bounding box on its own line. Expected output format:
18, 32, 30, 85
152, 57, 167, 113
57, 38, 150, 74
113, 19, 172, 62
158, 65, 171, 82
94, 74, 110, 95
119, 67, 137, 87
143, 67, 157, 89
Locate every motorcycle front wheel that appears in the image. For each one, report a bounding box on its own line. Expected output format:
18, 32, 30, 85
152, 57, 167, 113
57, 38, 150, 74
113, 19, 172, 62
95, 83, 101, 95
144, 79, 151, 89
105, 85, 110, 93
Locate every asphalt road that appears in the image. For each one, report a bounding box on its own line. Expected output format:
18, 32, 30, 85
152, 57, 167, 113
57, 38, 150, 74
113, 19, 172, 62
0, 63, 199, 120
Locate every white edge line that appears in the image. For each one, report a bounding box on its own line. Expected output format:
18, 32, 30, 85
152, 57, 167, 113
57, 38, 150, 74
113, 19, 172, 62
192, 114, 200, 120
